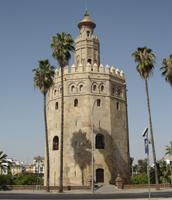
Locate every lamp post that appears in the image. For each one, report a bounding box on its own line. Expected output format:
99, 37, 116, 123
91, 98, 98, 193
142, 127, 151, 200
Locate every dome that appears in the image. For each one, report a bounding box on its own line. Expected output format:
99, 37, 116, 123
78, 11, 96, 29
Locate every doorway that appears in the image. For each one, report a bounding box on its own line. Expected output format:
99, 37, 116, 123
96, 168, 104, 183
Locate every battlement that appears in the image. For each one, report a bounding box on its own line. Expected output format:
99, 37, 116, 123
55, 63, 125, 79
74, 34, 99, 43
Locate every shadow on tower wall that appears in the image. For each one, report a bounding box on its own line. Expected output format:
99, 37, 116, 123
94, 127, 130, 184
71, 127, 130, 185
71, 129, 92, 185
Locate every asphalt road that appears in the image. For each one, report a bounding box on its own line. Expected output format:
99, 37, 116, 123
0, 191, 172, 199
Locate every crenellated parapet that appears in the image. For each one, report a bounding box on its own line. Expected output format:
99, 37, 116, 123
54, 63, 125, 79
74, 34, 99, 43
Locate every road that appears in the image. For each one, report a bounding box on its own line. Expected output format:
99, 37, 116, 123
0, 191, 172, 199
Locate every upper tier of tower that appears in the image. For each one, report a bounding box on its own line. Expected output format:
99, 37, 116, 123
74, 12, 100, 71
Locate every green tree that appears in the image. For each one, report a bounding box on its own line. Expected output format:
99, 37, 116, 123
138, 159, 148, 174
132, 46, 159, 190
165, 141, 172, 187
131, 173, 148, 184
32, 59, 55, 192
150, 160, 171, 184
160, 54, 172, 86
14, 174, 37, 185
50, 32, 74, 193
0, 174, 14, 185
165, 141, 172, 157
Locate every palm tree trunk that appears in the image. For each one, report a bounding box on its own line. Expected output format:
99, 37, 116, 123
59, 67, 64, 193
145, 78, 159, 190
44, 93, 50, 192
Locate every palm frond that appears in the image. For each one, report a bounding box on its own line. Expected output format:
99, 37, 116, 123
32, 60, 55, 94
132, 46, 156, 79
50, 32, 74, 68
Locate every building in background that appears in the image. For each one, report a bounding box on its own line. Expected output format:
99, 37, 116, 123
0, 158, 24, 175
33, 156, 44, 178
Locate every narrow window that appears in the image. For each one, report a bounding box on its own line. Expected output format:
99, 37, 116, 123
88, 59, 91, 64
54, 89, 57, 96
96, 134, 104, 149
87, 31, 90, 37
101, 85, 104, 92
116, 102, 119, 110
112, 87, 115, 95
93, 85, 96, 91
75, 171, 76, 177
71, 85, 75, 92
97, 99, 101, 107
60, 88, 62, 94
80, 85, 83, 91
55, 102, 58, 110
53, 136, 59, 150
74, 99, 78, 107
118, 89, 121, 96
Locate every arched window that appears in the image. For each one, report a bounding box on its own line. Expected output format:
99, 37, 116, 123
93, 85, 96, 91
54, 89, 57, 96
88, 59, 91, 64
55, 102, 58, 110
53, 136, 59, 150
79, 85, 83, 91
96, 134, 104, 149
101, 85, 104, 92
87, 31, 90, 37
97, 99, 101, 107
74, 99, 78, 107
71, 85, 75, 92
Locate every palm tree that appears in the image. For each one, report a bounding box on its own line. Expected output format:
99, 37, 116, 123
165, 141, 172, 187
50, 32, 74, 193
132, 46, 159, 190
32, 59, 55, 192
0, 151, 11, 172
160, 54, 172, 86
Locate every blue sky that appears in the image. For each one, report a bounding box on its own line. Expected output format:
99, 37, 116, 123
0, 0, 171, 165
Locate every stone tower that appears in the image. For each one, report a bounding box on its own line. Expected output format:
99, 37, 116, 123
45, 12, 130, 187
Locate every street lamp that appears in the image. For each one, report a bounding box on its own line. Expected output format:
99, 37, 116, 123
142, 127, 151, 200
91, 98, 98, 193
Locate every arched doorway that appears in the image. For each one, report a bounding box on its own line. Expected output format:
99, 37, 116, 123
96, 168, 104, 183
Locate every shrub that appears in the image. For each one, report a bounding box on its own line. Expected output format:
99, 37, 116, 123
14, 174, 37, 185
131, 173, 148, 184
0, 174, 14, 185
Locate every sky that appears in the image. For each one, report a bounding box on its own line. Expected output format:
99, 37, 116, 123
0, 0, 171, 165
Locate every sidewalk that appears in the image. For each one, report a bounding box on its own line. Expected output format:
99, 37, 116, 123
0, 186, 172, 195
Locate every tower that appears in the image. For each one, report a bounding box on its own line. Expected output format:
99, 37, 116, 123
45, 12, 130, 187
75, 11, 100, 70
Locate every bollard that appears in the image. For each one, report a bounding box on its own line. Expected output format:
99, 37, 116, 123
115, 174, 123, 189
